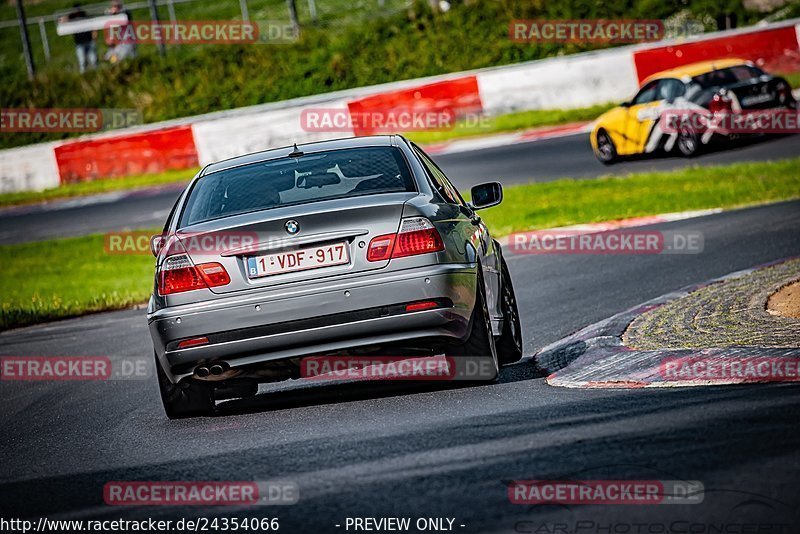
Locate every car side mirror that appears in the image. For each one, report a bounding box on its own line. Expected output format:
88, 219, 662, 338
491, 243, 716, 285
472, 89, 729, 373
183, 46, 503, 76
620, 100, 632, 107
469, 182, 503, 210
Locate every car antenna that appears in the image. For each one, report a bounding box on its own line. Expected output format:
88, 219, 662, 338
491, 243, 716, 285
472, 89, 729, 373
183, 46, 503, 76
288, 143, 304, 158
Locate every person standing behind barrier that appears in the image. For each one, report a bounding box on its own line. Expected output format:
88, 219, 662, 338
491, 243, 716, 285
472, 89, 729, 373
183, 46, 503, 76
104, 0, 136, 63
60, 4, 98, 73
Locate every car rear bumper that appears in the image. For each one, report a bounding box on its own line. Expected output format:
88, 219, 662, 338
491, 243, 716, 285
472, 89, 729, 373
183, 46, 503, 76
148, 263, 477, 382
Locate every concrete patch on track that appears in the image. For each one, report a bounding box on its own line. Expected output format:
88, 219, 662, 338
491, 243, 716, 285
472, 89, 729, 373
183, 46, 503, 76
538, 257, 800, 388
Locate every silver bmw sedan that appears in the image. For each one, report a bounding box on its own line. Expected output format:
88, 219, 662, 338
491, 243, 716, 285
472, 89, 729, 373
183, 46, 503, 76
148, 135, 522, 417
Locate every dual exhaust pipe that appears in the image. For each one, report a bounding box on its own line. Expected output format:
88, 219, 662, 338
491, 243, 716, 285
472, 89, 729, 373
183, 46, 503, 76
195, 361, 229, 379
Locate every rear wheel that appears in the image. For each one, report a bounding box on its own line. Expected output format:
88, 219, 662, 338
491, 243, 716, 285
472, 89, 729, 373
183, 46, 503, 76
447, 271, 499, 382
155, 353, 215, 418
496, 256, 523, 365
677, 125, 700, 157
595, 130, 617, 164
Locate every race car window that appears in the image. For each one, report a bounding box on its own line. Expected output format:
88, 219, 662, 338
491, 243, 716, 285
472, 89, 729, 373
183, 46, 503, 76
728, 65, 762, 82
632, 81, 660, 105
693, 65, 763, 88
657, 79, 686, 102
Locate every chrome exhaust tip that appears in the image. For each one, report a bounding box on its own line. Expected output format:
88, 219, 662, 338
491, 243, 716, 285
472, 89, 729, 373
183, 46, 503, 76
195, 366, 210, 378
209, 364, 225, 376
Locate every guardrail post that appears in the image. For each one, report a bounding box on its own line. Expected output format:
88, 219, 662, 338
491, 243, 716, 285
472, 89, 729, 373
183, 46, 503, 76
38, 17, 50, 62
287, 0, 299, 32
147, 0, 166, 56
307, 0, 317, 22
15, 0, 36, 79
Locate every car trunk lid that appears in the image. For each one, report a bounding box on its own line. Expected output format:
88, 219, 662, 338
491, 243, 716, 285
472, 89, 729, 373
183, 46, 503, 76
174, 192, 415, 294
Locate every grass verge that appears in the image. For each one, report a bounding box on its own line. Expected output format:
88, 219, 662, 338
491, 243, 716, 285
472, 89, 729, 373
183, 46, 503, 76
479, 158, 800, 236
0, 168, 198, 209
2, 158, 799, 331
1, 232, 157, 330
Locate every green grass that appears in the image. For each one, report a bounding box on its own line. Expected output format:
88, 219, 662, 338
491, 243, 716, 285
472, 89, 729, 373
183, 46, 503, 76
405, 103, 615, 144
782, 72, 800, 89
479, 158, 800, 236
0, 167, 197, 208
1, 231, 158, 330
2, 157, 799, 331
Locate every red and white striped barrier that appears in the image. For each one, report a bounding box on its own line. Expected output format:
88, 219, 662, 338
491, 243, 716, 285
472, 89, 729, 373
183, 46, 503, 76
0, 19, 798, 193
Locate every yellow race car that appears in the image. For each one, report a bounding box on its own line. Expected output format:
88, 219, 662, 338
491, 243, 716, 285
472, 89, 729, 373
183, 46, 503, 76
590, 58, 796, 164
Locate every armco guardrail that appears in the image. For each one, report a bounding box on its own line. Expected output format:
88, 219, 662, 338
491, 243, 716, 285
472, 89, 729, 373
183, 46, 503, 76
1, 18, 798, 193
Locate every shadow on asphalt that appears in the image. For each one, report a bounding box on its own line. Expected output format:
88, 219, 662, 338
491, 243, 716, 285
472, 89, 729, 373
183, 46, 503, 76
609, 133, 796, 165
215, 357, 548, 417
5, 383, 800, 523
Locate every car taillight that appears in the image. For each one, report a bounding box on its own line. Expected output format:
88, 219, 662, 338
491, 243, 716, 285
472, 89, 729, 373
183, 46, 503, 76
709, 93, 732, 115
367, 234, 396, 261
394, 217, 444, 257
197, 263, 231, 286
158, 254, 230, 295
367, 217, 444, 262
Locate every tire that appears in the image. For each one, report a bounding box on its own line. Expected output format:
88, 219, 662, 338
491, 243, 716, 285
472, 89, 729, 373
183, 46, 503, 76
496, 255, 523, 366
677, 125, 700, 157
447, 270, 499, 382
155, 353, 215, 418
595, 130, 617, 164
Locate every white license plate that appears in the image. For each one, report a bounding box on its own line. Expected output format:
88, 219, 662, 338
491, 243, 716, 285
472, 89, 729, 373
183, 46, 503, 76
247, 241, 349, 278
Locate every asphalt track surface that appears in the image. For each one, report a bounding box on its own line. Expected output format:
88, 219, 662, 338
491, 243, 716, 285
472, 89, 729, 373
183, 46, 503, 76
2, 200, 799, 531
0, 132, 798, 245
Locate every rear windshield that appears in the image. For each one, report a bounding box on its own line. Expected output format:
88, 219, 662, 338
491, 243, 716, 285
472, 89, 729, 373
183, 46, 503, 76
692, 65, 763, 88
179, 146, 415, 227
